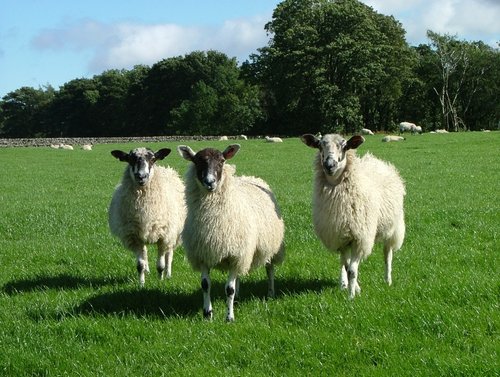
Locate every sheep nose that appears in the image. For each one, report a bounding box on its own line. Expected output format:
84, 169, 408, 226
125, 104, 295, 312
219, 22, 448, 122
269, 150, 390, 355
203, 174, 217, 191
136, 173, 148, 184
323, 156, 337, 173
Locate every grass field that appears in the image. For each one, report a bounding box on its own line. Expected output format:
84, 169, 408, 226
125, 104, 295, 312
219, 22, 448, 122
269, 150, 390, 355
0, 132, 498, 376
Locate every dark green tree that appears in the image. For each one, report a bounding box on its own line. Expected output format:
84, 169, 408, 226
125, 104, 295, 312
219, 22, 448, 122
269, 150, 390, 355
0, 86, 55, 137
242, 0, 412, 135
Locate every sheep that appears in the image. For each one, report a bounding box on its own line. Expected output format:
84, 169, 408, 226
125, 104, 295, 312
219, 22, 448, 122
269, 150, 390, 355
414, 125, 423, 134
239, 134, 248, 140
59, 144, 73, 150
81, 144, 93, 151
399, 121, 416, 134
265, 136, 283, 143
301, 133, 406, 299
361, 128, 374, 135
382, 135, 405, 142
219, 136, 229, 141
435, 129, 449, 133
177, 144, 285, 321
108, 147, 186, 287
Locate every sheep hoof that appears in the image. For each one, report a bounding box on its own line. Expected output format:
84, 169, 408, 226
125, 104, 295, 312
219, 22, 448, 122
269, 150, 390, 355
203, 309, 213, 320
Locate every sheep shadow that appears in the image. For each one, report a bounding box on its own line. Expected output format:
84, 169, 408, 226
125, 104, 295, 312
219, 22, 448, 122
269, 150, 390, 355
72, 276, 335, 320
73, 288, 200, 318
2, 274, 128, 295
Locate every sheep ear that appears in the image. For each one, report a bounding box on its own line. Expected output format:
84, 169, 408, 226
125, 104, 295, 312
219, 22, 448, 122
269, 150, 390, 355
177, 145, 196, 161
111, 150, 129, 162
345, 135, 365, 150
223, 144, 240, 160
301, 134, 320, 149
155, 148, 171, 161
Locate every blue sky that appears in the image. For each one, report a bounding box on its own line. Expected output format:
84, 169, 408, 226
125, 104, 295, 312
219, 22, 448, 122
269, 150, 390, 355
1, 0, 499, 99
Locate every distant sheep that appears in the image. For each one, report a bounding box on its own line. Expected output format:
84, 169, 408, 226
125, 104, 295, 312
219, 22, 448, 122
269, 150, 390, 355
435, 129, 449, 133
219, 136, 229, 141
265, 136, 283, 143
414, 125, 423, 134
239, 134, 248, 140
301, 134, 406, 299
382, 135, 405, 142
361, 128, 374, 135
399, 121, 416, 134
81, 144, 92, 151
108, 147, 186, 286
178, 144, 285, 321
59, 144, 73, 150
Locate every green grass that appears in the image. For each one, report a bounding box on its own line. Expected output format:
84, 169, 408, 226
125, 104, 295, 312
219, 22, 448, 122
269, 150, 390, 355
0, 132, 498, 376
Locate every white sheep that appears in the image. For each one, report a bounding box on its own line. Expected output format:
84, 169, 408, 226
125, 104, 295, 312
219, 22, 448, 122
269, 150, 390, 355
59, 144, 73, 150
361, 128, 374, 135
382, 135, 405, 142
435, 129, 449, 133
219, 136, 229, 141
399, 121, 416, 134
178, 144, 285, 321
265, 136, 283, 143
301, 133, 406, 299
108, 147, 186, 286
239, 134, 248, 140
81, 144, 93, 151
414, 125, 423, 134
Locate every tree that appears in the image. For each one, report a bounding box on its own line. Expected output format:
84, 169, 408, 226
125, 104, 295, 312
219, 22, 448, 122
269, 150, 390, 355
0, 86, 55, 137
45, 78, 99, 136
242, 0, 412, 135
135, 50, 262, 135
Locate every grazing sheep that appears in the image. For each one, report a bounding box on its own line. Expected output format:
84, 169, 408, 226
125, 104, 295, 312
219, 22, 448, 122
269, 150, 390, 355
382, 135, 405, 142
81, 144, 93, 151
361, 128, 374, 135
265, 136, 283, 143
399, 121, 416, 134
239, 134, 248, 140
435, 129, 449, 133
59, 144, 73, 150
108, 147, 186, 286
301, 134, 406, 299
178, 144, 285, 321
414, 125, 423, 134
219, 136, 229, 141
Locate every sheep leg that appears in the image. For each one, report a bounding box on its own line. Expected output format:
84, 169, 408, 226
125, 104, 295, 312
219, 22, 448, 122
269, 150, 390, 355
201, 268, 213, 320
339, 252, 349, 290
384, 244, 393, 286
135, 245, 149, 287
156, 241, 173, 280
347, 256, 361, 299
225, 271, 238, 322
265, 263, 276, 298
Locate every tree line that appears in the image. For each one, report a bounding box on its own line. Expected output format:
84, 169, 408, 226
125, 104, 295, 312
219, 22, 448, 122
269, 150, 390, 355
1, 0, 499, 138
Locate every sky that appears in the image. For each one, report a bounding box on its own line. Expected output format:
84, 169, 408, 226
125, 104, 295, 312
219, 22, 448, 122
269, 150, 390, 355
1, 0, 499, 99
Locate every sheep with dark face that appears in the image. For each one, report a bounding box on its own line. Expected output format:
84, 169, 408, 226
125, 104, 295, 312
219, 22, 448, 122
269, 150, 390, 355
301, 134, 406, 299
178, 144, 285, 322
108, 147, 186, 286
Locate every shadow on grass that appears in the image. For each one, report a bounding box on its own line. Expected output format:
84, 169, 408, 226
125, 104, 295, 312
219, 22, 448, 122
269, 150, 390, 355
72, 276, 335, 319
73, 288, 200, 319
2, 274, 128, 295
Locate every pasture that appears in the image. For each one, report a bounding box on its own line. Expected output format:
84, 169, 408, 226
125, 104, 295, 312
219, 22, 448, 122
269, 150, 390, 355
0, 132, 498, 376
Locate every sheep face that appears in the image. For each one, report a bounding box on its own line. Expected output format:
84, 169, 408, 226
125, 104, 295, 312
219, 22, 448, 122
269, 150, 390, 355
111, 147, 171, 186
301, 134, 364, 181
178, 144, 240, 192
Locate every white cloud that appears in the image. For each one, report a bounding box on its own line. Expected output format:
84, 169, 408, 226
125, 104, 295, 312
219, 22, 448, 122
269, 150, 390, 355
362, 0, 500, 46
31, 16, 269, 73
